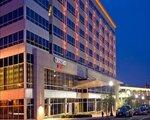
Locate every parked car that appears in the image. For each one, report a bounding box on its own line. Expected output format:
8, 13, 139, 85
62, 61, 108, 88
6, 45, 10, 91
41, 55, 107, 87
133, 105, 149, 116
141, 104, 150, 113
139, 106, 148, 115
133, 108, 142, 115
116, 105, 133, 117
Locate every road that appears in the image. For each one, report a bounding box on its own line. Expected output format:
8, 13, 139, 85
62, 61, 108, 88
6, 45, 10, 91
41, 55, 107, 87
98, 115, 150, 120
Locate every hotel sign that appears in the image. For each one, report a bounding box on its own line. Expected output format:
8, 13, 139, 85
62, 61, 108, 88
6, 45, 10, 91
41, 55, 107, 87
54, 57, 67, 66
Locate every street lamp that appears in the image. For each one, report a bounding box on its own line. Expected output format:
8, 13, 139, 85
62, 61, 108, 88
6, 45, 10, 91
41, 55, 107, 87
109, 81, 114, 116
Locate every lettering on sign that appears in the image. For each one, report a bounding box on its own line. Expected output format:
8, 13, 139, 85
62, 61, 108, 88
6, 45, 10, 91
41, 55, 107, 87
54, 57, 67, 66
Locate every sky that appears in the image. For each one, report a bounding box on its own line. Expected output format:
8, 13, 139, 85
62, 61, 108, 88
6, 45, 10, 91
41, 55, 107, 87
101, 0, 150, 86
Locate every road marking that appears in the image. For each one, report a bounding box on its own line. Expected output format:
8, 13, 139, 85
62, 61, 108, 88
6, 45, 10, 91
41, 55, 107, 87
141, 116, 150, 120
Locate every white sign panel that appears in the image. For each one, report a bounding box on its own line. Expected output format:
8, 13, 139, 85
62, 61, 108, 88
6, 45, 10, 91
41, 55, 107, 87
54, 57, 67, 66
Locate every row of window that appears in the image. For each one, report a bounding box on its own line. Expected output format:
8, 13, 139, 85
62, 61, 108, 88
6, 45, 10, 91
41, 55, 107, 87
0, 7, 23, 28
0, 99, 34, 119
33, 0, 49, 10
52, 6, 109, 40
0, 53, 23, 67
0, 99, 24, 119
0, 30, 23, 50
88, 0, 114, 33
0, 0, 12, 7
52, 44, 114, 76
0, 53, 34, 90
52, 25, 114, 60
57, 0, 114, 34
26, 30, 49, 51
26, 7, 49, 31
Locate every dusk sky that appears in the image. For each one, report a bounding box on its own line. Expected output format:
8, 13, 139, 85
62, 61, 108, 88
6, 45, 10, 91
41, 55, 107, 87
101, 0, 150, 86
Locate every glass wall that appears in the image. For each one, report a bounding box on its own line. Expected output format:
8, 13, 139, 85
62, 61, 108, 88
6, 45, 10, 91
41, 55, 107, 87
0, 99, 24, 119
0, 54, 24, 91
44, 69, 78, 91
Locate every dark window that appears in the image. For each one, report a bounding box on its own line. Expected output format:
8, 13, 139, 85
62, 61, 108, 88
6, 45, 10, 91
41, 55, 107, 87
79, 14, 84, 25
89, 49, 93, 57
67, 34, 75, 46
26, 7, 49, 31
53, 6, 64, 22
67, 18, 75, 31
0, 7, 23, 28
79, 29, 85, 38
53, 25, 65, 40
67, 2, 75, 15
89, 23, 93, 32
33, 0, 49, 10
79, 43, 85, 52
89, 11, 92, 20
79, 0, 84, 11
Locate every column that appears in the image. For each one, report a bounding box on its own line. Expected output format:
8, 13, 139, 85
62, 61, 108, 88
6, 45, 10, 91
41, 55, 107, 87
48, 98, 51, 117
65, 98, 67, 114
95, 99, 97, 112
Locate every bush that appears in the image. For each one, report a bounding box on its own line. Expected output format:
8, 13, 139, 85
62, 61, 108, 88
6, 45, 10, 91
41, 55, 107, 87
61, 114, 92, 118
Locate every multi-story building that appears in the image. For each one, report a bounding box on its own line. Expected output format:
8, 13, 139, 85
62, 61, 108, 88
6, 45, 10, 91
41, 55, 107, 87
0, 0, 121, 119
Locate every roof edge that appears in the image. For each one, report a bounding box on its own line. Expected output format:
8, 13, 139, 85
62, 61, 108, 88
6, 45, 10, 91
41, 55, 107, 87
95, 0, 116, 29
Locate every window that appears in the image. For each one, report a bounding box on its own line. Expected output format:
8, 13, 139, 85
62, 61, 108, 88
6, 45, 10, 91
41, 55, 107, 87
0, 7, 23, 28
79, 0, 84, 11
96, 31, 99, 38
26, 7, 49, 31
0, 30, 24, 50
26, 30, 49, 51
89, 49, 93, 57
96, 19, 99, 27
88, 62, 93, 68
89, 11, 92, 20
89, 23, 93, 32
58, 0, 65, 5
53, 25, 65, 40
79, 29, 85, 38
0, 99, 24, 119
95, 65, 99, 71
53, 6, 64, 22
96, 42, 99, 50
79, 43, 85, 52
79, 57, 85, 64
33, 0, 49, 10
89, 36, 93, 44
66, 51, 75, 61
53, 44, 64, 56
96, 54, 99, 61
67, 34, 75, 46
79, 14, 84, 25
67, 2, 75, 15
0, 54, 24, 91
67, 18, 75, 31
0, 0, 12, 7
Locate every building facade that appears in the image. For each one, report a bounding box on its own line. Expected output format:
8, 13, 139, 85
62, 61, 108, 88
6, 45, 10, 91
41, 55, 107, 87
119, 86, 150, 108
0, 0, 120, 119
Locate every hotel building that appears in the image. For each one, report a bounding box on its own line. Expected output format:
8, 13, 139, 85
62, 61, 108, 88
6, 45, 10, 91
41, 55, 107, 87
0, 0, 121, 119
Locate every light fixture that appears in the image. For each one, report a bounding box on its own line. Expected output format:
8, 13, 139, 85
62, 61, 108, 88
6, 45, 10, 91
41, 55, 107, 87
135, 94, 138, 99
109, 81, 113, 87
141, 96, 145, 100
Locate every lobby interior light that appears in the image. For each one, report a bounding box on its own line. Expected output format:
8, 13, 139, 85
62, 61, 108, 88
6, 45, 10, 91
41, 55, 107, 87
135, 94, 138, 99
38, 105, 44, 118
141, 96, 145, 100
127, 90, 131, 96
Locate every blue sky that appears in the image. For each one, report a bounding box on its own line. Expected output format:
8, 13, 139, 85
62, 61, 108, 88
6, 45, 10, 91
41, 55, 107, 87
101, 0, 150, 86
